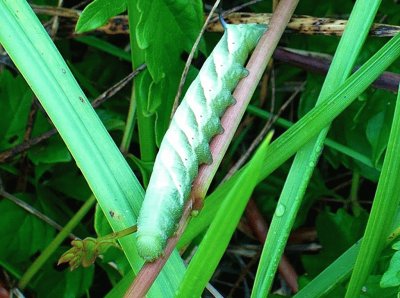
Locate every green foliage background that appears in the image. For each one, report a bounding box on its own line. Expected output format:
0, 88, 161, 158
0, 0, 400, 297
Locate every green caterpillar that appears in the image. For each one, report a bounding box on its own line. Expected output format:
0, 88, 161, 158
136, 23, 266, 261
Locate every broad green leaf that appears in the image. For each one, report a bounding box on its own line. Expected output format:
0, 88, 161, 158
302, 209, 367, 276
105, 271, 135, 298
75, 0, 127, 34
126, 154, 154, 187
0, 194, 55, 264
135, 0, 202, 82
96, 109, 126, 132
28, 134, 71, 164
0, 70, 33, 150
131, 0, 203, 145
32, 248, 94, 298
393, 241, 400, 250
360, 275, 399, 297
380, 250, 400, 288
365, 93, 395, 166
45, 163, 92, 202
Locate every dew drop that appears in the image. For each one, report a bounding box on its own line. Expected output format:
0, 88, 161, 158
275, 204, 286, 217
309, 161, 315, 167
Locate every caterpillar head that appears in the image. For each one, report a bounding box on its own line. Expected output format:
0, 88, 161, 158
136, 234, 165, 261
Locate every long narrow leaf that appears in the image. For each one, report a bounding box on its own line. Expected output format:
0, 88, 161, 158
345, 84, 400, 296
295, 208, 400, 298
176, 134, 273, 297
252, 0, 382, 296
0, 1, 185, 296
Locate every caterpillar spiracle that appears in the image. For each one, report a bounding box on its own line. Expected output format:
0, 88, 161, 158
136, 23, 267, 261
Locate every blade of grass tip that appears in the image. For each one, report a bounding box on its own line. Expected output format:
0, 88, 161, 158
345, 84, 400, 297
251, 0, 382, 296
0, 1, 185, 296
180, 32, 400, 253
175, 133, 273, 298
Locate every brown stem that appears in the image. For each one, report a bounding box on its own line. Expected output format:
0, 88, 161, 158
16, 99, 37, 192
273, 47, 400, 92
29, 5, 400, 38
245, 199, 298, 292
207, 13, 400, 37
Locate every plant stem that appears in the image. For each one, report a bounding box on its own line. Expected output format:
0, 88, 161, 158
18, 195, 96, 289
104, 225, 137, 241
120, 85, 137, 154
350, 171, 361, 215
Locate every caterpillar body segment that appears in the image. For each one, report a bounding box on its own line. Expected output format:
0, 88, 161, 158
136, 24, 267, 261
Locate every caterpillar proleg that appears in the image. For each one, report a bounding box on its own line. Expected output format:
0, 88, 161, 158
136, 23, 267, 261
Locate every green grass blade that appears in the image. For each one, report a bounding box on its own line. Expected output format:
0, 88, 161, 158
0, 1, 185, 296
252, 1, 382, 296
74, 36, 132, 62
295, 211, 400, 298
175, 134, 273, 298
246, 105, 375, 169
295, 240, 361, 298
345, 85, 400, 296
105, 271, 135, 298
18, 196, 96, 289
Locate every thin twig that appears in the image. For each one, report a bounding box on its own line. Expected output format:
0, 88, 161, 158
49, 0, 64, 38
0, 65, 146, 163
209, 0, 264, 24
16, 100, 37, 192
170, 0, 222, 119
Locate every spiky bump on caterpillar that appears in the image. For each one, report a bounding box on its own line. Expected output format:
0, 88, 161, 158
136, 23, 267, 261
